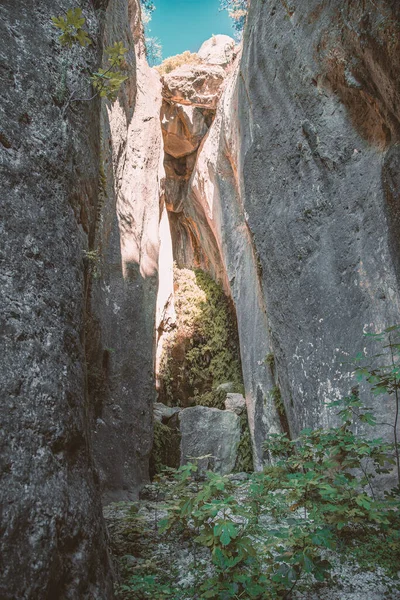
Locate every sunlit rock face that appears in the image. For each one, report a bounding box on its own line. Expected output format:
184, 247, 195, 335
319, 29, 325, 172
180, 0, 400, 466
159, 35, 236, 279
198, 34, 236, 67
89, 0, 166, 502
0, 0, 113, 597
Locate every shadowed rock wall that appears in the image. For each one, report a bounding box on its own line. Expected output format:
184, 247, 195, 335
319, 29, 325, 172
89, 0, 165, 503
0, 0, 113, 597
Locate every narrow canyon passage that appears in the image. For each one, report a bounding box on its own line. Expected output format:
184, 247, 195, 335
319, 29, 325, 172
1, 0, 400, 598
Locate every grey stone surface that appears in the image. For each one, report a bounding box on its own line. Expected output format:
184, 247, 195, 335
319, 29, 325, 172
0, 0, 113, 597
179, 406, 241, 474
225, 393, 246, 415
154, 402, 182, 423
180, 0, 400, 466
89, 0, 164, 503
216, 381, 236, 393
238, 0, 400, 445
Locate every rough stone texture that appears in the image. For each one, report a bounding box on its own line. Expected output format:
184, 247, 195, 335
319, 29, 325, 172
174, 0, 400, 466
179, 406, 241, 474
162, 63, 227, 109
238, 0, 400, 446
162, 102, 209, 159
198, 34, 236, 67
225, 393, 246, 415
179, 55, 281, 468
0, 0, 113, 597
159, 37, 236, 280
89, 0, 166, 502
216, 381, 236, 393
154, 402, 182, 423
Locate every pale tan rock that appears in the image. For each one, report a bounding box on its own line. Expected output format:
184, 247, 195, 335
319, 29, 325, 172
198, 34, 236, 66
162, 63, 226, 109
161, 102, 209, 158
92, 0, 167, 501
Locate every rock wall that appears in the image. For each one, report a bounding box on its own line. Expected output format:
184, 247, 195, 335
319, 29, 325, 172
0, 0, 166, 594
0, 0, 113, 597
160, 36, 237, 283
177, 0, 400, 465
238, 0, 400, 451
89, 0, 165, 502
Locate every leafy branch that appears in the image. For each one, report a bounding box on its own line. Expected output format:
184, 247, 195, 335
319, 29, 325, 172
52, 8, 129, 110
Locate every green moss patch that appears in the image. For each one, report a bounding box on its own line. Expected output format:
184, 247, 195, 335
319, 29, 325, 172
158, 266, 243, 407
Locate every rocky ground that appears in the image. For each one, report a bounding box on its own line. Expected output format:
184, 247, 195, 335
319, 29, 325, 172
104, 474, 400, 600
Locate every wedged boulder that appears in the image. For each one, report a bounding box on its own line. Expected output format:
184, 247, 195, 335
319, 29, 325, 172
198, 35, 236, 66
162, 63, 226, 109
225, 393, 246, 415
154, 402, 182, 423
161, 102, 209, 158
179, 406, 241, 474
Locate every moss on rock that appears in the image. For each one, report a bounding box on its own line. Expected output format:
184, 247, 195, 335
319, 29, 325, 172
158, 266, 243, 407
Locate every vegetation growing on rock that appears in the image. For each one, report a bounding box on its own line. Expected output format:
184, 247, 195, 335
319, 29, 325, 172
158, 266, 243, 407
52, 9, 129, 103
109, 388, 400, 599
155, 51, 202, 75
220, 0, 247, 37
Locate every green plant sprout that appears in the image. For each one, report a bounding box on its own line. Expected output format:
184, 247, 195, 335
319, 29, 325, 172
52, 9, 128, 107
52, 8, 91, 47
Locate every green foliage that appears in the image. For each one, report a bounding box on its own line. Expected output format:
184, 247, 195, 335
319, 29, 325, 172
270, 384, 290, 436
150, 420, 181, 476
91, 42, 128, 101
141, 0, 163, 65
145, 37, 163, 66
235, 412, 253, 472
118, 574, 175, 599
271, 385, 284, 416
155, 51, 201, 75
111, 330, 400, 599
52, 11, 128, 105
265, 352, 275, 371
220, 0, 247, 37
158, 267, 243, 407
194, 388, 227, 410
159, 464, 266, 599
158, 461, 336, 598
52, 8, 91, 47
350, 324, 400, 486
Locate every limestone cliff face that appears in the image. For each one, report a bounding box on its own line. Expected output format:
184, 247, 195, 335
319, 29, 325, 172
160, 36, 237, 282
0, 0, 113, 597
179, 0, 400, 465
89, 0, 165, 502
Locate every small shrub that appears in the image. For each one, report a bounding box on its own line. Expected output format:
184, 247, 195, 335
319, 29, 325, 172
220, 0, 248, 38
51, 8, 128, 106
194, 389, 227, 410
155, 51, 201, 75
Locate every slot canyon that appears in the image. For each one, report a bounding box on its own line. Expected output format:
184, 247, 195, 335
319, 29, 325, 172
1, 0, 400, 597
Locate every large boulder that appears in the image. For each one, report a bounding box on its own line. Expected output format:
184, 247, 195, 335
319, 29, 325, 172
162, 63, 226, 109
198, 35, 236, 67
179, 406, 241, 474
